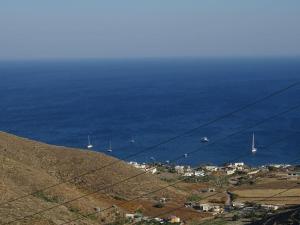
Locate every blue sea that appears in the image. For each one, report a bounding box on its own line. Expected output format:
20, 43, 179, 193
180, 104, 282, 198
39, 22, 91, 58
0, 58, 299, 166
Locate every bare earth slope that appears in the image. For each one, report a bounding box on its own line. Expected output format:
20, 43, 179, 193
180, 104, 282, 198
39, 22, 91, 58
0, 132, 181, 225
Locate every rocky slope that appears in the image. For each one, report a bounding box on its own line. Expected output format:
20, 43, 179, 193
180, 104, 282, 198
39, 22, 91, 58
0, 132, 181, 225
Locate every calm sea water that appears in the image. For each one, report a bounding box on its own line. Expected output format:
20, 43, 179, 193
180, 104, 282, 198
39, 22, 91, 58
0, 58, 299, 166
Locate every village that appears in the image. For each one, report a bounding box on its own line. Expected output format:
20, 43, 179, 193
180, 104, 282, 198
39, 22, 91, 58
125, 161, 300, 224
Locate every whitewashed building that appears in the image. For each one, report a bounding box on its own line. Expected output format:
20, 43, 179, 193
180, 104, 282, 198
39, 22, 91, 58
174, 166, 185, 174
204, 166, 219, 172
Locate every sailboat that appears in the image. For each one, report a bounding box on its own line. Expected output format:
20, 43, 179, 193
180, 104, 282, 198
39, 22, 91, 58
87, 135, 93, 149
107, 140, 112, 152
201, 137, 209, 143
251, 133, 257, 153
130, 136, 135, 143
150, 156, 155, 161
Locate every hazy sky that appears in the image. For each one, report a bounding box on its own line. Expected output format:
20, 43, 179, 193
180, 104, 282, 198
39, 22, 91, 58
1, 0, 300, 59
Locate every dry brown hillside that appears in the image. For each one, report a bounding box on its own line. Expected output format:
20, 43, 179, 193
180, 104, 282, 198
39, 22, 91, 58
0, 132, 184, 225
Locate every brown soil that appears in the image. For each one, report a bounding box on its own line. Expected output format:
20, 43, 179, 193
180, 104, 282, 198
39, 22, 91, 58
0, 131, 190, 224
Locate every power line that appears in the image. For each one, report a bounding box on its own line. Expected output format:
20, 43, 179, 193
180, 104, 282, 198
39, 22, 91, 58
4, 104, 300, 225
3, 103, 300, 225
58, 133, 299, 225
0, 81, 298, 209
135, 185, 300, 225
159, 104, 300, 164
130, 157, 300, 225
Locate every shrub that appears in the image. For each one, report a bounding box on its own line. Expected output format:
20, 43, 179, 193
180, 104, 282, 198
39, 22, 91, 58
231, 193, 239, 201
187, 194, 202, 202
153, 202, 165, 208
232, 214, 240, 221
33, 191, 61, 203
113, 195, 127, 201
69, 207, 80, 214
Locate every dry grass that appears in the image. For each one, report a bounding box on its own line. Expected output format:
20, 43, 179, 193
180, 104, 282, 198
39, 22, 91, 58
233, 188, 300, 205
0, 131, 185, 224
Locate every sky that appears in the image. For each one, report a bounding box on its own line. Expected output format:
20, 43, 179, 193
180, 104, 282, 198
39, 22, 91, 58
0, 0, 300, 59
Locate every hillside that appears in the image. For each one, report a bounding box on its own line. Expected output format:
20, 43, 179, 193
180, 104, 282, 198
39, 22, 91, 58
0, 132, 183, 225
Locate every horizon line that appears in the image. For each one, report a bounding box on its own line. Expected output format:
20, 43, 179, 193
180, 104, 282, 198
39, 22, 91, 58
1, 55, 300, 62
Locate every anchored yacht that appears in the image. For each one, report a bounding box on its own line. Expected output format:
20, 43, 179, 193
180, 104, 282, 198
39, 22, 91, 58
251, 133, 257, 153
201, 137, 209, 143
87, 135, 93, 149
130, 137, 135, 143
107, 140, 112, 152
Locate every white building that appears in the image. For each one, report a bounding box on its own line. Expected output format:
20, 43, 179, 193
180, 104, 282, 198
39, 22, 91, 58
227, 162, 245, 171
226, 169, 236, 175
125, 214, 135, 219
154, 218, 163, 222
232, 201, 245, 208
183, 172, 193, 177
174, 166, 185, 174
128, 162, 157, 174
129, 162, 146, 169
194, 171, 205, 177
168, 215, 181, 223
186, 166, 192, 172
287, 172, 300, 177
234, 162, 244, 167
146, 167, 157, 174
247, 170, 260, 175
269, 164, 291, 168
204, 166, 219, 172
261, 204, 280, 211
196, 204, 222, 213
198, 204, 211, 212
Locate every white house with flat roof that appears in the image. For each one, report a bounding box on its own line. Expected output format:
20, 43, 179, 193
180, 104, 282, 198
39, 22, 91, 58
204, 166, 219, 172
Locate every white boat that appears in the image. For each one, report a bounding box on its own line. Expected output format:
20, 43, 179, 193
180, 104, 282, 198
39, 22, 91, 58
251, 133, 257, 153
107, 140, 112, 152
201, 137, 209, 143
130, 137, 135, 143
184, 153, 188, 158
87, 135, 93, 149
